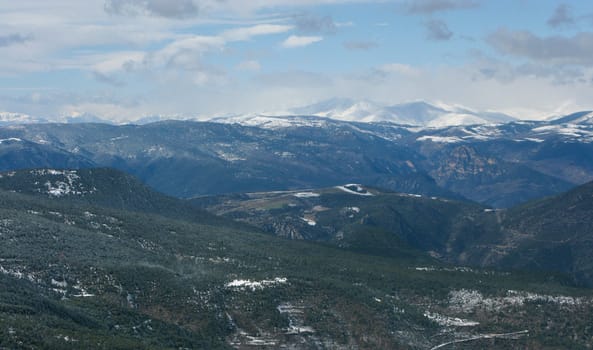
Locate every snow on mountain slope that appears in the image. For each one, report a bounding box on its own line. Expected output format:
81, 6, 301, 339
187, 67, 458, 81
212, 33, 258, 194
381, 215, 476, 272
287, 99, 516, 127
531, 124, 593, 143
426, 113, 485, 128
209, 114, 334, 129
290, 98, 391, 122
207, 99, 516, 128
550, 111, 593, 125
0, 169, 97, 197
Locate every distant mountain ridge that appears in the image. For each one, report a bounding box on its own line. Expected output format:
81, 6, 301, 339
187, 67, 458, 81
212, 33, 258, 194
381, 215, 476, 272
3, 100, 591, 128
0, 121, 458, 201
1, 114, 593, 207
0, 111, 115, 126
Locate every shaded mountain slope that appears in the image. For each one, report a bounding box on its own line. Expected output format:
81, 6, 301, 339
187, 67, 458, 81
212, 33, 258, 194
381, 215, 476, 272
495, 181, 593, 286
0, 167, 250, 230
0, 137, 94, 171
196, 181, 593, 288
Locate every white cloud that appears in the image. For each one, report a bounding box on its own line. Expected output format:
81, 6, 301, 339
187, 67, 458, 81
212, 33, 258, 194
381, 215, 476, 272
89, 24, 291, 84
487, 29, 593, 66
222, 24, 293, 41
293, 13, 337, 34
149, 35, 225, 68
281, 35, 323, 48
402, 0, 478, 14
192, 0, 382, 16
104, 0, 199, 19
91, 51, 146, 74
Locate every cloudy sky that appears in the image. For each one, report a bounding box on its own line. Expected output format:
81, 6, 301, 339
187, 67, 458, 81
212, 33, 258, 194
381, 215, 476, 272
1, 0, 593, 122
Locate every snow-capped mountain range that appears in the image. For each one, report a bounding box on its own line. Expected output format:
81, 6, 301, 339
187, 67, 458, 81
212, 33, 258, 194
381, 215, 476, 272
284, 98, 516, 127
207, 99, 518, 129
2, 98, 591, 128
0, 112, 113, 126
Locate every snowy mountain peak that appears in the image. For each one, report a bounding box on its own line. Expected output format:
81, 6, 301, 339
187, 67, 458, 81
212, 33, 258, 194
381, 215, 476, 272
283, 99, 516, 127
289, 98, 385, 122
209, 114, 334, 129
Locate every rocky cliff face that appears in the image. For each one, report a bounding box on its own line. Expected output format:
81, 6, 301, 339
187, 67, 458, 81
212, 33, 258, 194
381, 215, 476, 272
420, 144, 571, 207
434, 145, 501, 181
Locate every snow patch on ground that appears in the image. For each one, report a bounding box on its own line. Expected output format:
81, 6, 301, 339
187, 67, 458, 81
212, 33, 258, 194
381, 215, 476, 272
424, 311, 479, 327
28, 169, 97, 197
55, 335, 78, 343
312, 205, 329, 212
51, 278, 67, 288
301, 217, 317, 226
73, 281, 95, 297
215, 151, 246, 162
293, 192, 320, 198
343, 206, 361, 218
336, 184, 374, 196
0, 171, 16, 178
416, 135, 463, 143
277, 303, 316, 334
275, 151, 295, 158
415, 267, 437, 272
413, 266, 501, 275
449, 289, 585, 313
0, 137, 22, 144
226, 277, 287, 291
32, 169, 70, 176
0, 265, 24, 279
208, 256, 232, 264
244, 335, 278, 346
